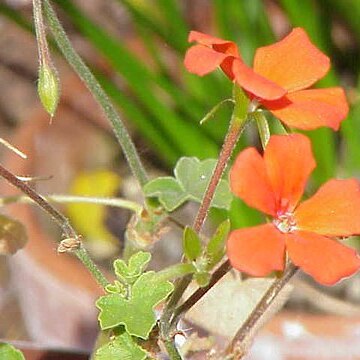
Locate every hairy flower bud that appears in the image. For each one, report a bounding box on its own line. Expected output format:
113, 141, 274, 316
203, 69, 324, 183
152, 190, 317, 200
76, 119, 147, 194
38, 64, 60, 118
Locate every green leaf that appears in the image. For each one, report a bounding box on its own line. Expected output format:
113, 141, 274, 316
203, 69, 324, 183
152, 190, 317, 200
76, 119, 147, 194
175, 157, 232, 209
0, 343, 25, 360
183, 227, 202, 261
114, 251, 151, 284
143, 177, 187, 211
0, 215, 27, 255
94, 330, 147, 360
97, 271, 174, 339
144, 157, 233, 212
206, 219, 230, 269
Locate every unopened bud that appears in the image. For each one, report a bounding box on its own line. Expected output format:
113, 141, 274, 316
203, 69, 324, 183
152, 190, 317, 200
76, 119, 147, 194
38, 65, 60, 118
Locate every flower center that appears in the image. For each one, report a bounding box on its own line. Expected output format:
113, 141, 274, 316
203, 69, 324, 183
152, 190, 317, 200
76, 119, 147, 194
273, 212, 297, 233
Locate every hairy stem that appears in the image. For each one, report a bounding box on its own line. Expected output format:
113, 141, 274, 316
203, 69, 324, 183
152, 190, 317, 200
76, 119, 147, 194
193, 119, 245, 233
43, 0, 148, 187
156, 263, 196, 283
0, 164, 109, 288
164, 339, 182, 360
160, 89, 250, 356
32, 0, 50, 66
0, 194, 142, 213
227, 262, 298, 358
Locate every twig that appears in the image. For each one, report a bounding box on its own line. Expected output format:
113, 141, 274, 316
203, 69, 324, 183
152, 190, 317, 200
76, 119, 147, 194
226, 262, 298, 359
0, 163, 109, 288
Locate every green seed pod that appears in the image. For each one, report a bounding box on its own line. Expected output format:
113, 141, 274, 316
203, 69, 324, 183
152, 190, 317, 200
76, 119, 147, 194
37, 64, 60, 117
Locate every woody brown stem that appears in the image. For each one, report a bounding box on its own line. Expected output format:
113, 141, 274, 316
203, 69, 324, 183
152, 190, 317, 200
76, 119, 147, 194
226, 262, 298, 359
172, 259, 232, 325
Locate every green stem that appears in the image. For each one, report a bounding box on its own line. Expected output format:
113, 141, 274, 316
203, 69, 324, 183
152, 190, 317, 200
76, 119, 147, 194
164, 339, 182, 360
0, 194, 142, 213
75, 247, 109, 288
42, 0, 148, 188
32, 0, 50, 66
156, 263, 195, 283
0, 163, 109, 289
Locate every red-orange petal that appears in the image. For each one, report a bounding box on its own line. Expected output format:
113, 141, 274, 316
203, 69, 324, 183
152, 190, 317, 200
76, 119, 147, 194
184, 45, 229, 76
188, 31, 239, 57
264, 134, 316, 213
263, 87, 349, 130
227, 224, 286, 276
295, 179, 360, 237
254, 28, 330, 92
286, 231, 360, 285
232, 59, 286, 101
230, 147, 276, 216
189, 30, 233, 46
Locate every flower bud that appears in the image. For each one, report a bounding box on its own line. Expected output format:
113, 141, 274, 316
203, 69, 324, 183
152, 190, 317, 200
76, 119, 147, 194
37, 64, 60, 118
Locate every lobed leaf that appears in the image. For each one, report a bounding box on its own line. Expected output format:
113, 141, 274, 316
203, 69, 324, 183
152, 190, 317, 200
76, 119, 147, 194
143, 177, 187, 211
114, 251, 151, 285
94, 330, 147, 360
144, 157, 233, 212
97, 271, 174, 339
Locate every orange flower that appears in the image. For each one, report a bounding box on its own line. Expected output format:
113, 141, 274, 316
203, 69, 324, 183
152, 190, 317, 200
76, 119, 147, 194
184, 28, 348, 131
227, 134, 360, 285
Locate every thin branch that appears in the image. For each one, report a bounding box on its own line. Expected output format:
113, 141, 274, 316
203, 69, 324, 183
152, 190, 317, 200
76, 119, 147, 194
0, 163, 109, 288
226, 262, 298, 359
193, 119, 245, 233
172, 260, 231, 324
33, 0, 50, 66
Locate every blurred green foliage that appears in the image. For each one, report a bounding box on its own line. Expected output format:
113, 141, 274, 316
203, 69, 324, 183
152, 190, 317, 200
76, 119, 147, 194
1, 0, 360, 228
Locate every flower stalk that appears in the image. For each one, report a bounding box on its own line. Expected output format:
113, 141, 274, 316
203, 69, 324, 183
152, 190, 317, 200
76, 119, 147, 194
42, 0, 148, 188
33, 0, 60, 117
160, 86, 250, 358
193, 86, 249, 233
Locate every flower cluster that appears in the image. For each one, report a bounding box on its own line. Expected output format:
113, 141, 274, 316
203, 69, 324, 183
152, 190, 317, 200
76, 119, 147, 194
185, 28, 360, 285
